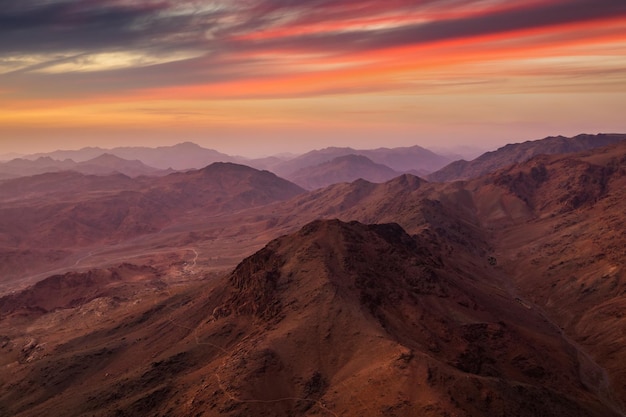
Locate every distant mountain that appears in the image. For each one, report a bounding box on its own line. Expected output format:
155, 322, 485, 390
287, 154, 400, 189
0, 163, 304, 281
25, 146, 108, 162
111, 142, 237, 170
24, 142, 237, 170
428, 133, 626, 182
0, 171, 138, 200
76, 153, 165, 177
19, 142, 451, 174
150, 162, 306, 212
241, 153, 299, 172
361, 144, 451, 172
0, 154, 164, 178
0, 156, 76, 177
271, 145, 450, 177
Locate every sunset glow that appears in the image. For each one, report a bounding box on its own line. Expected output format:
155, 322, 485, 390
1, 0, 625, 156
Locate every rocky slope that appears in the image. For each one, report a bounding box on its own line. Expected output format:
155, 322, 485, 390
1, 219, 620, 416
428, 133, 626, 182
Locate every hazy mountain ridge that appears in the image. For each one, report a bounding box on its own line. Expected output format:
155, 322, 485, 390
287, 154, 400, 190
13, 142, 451, 179
428, 133, 626, 182
23, 142, 237, 170
0, 153, 165, 178
267, 144, 451, 177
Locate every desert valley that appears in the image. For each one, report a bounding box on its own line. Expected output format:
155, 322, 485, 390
0, 133, 625, 416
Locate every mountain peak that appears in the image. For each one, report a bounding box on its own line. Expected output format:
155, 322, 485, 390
172, 141, 203, 149
287, 153, 399, 189
88, 153, 126, 161
214, 219, 436, 322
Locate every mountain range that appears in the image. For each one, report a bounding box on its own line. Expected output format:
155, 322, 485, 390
0, 154, 166, 179
0, 163, 304, 290
428, 133, 626, 182
287, 154, 401, 190
8, 142, 451, 181
264, 144, 451, 178
1, 134, 626, 416
21, 142, 237, 170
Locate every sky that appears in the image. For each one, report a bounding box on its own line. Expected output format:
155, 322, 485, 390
0, 0, 625, 157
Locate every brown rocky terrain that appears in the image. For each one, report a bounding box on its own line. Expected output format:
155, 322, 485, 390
428, 133, 626, 182
2, 219, 621, 416
1, 139, 626, 416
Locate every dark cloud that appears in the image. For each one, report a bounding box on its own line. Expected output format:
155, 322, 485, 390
227, 0, 626, 53
1, 0, 624, 93
2, 0, 624, 57
0, 0, 221, 54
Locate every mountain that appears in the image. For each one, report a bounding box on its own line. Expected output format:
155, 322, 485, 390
0, 154, 164, 178
428, 133, 626, 182
19, 142, 450, 174
271, 145, 451, 177
0, 219, 621, 416
111, 142, 238, 170
24, 142, 237, 170
361, 144, 452, 172
24, 147, 109, 162
0, 163, 304, 288
241, 154, 296, 172
2, 137, 626, 416
0, 263, 162, 317
150, 162, 306, 212
76, 154, 165, 177
287, 154, 400, 189
231, 141, 626, 410
0, 157, 76, 177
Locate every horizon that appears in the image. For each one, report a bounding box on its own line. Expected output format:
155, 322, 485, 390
2, 132, 620, 162
1, 1, 625, 157
0, 138, 486, 161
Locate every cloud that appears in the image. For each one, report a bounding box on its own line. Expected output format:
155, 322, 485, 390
3, 1, 625, 57
0, 0, 624, 100
0, 0, 230, 55
224, 0, 626, 54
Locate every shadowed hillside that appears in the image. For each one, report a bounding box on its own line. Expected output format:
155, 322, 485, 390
1, 220, 621, 416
